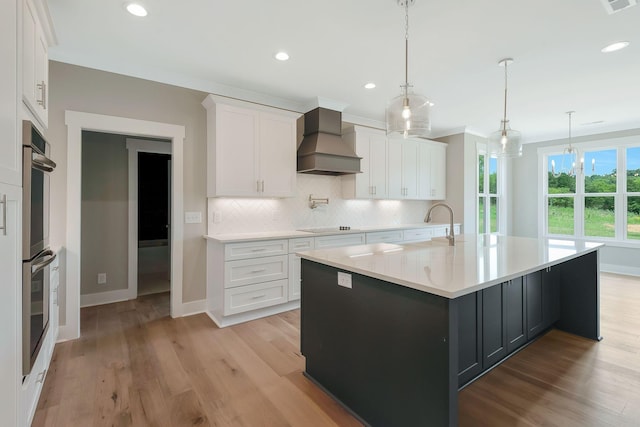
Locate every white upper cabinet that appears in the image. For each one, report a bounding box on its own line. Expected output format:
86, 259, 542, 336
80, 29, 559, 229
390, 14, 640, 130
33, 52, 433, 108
417, 141, 447, 200
0, 0, 20, 186
388, 138, 418, 199
22, 0, 51, 129
342, 126, 387, 199
203, 95, 300, 198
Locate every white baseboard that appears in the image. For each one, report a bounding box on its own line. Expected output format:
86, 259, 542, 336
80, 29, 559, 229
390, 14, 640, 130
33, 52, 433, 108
601, 263, 640, 277
56, 323, 79, 342
206, 300, 300, 328
80, 288, 135, 308
181, 299, 206, 317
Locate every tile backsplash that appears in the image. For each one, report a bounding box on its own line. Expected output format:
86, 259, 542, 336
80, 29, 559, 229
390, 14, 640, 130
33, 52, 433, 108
207, 174, 434, 234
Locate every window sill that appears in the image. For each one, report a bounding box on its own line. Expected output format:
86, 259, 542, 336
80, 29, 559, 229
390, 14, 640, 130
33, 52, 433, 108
543, 235, 640, 249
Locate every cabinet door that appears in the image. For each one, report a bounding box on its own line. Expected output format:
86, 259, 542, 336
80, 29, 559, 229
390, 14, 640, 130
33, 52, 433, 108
387, 140, 403, 199
22, 0, 48, 128
288, 253, 301, 301
214, 104, 259, 196
506, 277, 526, 352
402, 139, 418, 199
526, 271, 544, 339
542, 266, 561, 330
0, 184, 21, 427
482, 284, 507, 368
417, 143, 432, 200
22, 0, 36, 110
0, 0, 20, 186
259, 112, 296, 197
34, 27, 48, 127
352, 134, 372, 198
368, 133, 387, 199
457, 292, 483, 387
430, 144, 447, 199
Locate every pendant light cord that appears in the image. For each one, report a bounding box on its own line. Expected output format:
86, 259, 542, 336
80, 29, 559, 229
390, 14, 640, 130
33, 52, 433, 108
502, 61, 508, 133
404, 1, 409, 96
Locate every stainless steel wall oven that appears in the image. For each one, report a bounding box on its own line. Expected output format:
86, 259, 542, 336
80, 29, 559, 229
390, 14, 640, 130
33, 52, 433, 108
22, 120, 56, 376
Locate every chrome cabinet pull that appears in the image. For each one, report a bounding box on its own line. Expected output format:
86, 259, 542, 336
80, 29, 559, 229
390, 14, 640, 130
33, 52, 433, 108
261, 180, 265, 192
250, 269, 266, 274
251, 294, 266, 300
0, 194, 6, 236
31, 250, 56, 275
36, 81, 46, 108
256, 180, 261, 192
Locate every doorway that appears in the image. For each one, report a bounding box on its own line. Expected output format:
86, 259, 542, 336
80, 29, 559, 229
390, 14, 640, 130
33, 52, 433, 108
137, 152, 171, 297
62, 111, 185, 342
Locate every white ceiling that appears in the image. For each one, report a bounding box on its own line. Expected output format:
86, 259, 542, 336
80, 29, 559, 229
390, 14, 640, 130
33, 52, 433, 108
47, 0, 640, 143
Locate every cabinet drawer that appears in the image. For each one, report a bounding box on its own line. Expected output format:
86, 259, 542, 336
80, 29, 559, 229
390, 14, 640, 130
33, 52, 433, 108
224, 239, 288, 261
366, 230, 403, 244
224, 255, 288, 288
224, 280, 288, 315
315, 233, 365, 249
289, 237, 314, 253
403, 228, 433, 242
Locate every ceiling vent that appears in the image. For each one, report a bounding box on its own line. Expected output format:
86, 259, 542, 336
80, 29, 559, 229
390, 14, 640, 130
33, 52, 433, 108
600, 0, 636, 14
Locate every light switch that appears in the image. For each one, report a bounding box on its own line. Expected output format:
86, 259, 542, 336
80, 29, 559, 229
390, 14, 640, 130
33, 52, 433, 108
185, 211, 202, 224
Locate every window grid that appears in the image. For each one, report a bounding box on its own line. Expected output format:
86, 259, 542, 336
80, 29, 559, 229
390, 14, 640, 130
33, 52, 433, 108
543, 143, 640, 243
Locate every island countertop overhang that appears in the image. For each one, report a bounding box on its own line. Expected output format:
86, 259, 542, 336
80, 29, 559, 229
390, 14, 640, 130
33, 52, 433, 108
297, 234, 604, 299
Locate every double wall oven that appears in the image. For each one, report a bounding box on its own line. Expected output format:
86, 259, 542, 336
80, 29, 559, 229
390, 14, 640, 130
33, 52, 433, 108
22, 120, 56, 376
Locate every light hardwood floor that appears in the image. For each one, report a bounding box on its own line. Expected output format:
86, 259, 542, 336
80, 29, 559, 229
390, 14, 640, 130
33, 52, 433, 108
33, 273, 640, 426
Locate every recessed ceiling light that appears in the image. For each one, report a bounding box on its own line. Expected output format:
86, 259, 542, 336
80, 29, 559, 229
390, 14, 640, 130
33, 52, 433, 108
601, 41, 630, 53
126, 3, 147, 17
275, 52, 290, 61
364, 83, 376, 89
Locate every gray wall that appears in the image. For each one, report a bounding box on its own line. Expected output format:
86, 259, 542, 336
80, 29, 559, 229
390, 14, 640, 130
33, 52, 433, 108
48, 61, 208, 325
81, 131, 128, 295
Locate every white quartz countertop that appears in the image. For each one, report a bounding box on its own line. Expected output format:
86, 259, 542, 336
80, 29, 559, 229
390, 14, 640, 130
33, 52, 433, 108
297, 234, 603, 299
204, 223, 459, 243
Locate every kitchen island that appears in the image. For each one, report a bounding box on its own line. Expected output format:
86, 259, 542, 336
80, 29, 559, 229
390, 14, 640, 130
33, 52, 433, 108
298, 235, 603, 427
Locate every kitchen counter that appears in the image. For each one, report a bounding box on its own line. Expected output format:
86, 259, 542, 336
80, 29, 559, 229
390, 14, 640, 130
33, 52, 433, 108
204, 222, 460, 243
297, 234, 603, 298
300, 234, 603, 426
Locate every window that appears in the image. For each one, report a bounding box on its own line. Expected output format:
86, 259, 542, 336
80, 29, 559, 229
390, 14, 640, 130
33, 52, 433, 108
627, 147, 640, 240
477, 147, 501, 234
542, 140, 640, 243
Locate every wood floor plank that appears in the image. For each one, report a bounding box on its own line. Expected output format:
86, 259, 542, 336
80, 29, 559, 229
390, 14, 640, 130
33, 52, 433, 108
33, 272, 640, 426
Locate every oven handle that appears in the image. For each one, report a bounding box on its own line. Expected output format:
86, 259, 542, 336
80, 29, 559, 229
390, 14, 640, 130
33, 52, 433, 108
32, 153, 56, 172
31, 250, 56, 275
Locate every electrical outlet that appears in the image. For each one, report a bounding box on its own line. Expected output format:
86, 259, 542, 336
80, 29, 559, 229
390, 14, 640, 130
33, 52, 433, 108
337, 272, 352, 289
97, 273, 107, 285
213, 211, 222, 223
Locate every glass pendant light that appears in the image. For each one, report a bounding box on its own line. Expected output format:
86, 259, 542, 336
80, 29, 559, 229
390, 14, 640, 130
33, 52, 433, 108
489, 58, 522, 157
386, 0, 431, 138
551, 111, 582, 177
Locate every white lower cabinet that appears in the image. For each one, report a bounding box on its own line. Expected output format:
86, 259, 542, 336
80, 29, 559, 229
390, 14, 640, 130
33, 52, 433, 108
365, 230, 404, 244
288, 237, 314, 302
206, 226, 461, 326
402, 228, 434, 242
224, 280, 288, 315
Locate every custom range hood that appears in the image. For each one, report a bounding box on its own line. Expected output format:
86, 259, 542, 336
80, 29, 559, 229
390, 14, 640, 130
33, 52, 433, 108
297, 107, 362, 175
